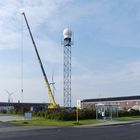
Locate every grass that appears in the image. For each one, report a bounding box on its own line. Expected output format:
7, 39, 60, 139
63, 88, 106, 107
0, 114, 9, 116
8, 116, 140, 127
9, 117, 98, 127
116, 116, 140, 121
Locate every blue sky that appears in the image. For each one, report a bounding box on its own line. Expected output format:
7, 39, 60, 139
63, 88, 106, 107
0, 0, 140, 106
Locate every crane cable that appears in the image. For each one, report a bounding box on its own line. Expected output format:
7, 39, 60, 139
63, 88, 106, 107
21, 14, 24, 103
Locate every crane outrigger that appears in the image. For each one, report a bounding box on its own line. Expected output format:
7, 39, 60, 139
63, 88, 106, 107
22, 12, 59, 109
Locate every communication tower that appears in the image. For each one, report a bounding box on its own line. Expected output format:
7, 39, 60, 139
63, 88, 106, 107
63, 28, 73, 107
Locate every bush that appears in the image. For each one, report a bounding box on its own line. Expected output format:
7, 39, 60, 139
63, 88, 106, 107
32, 109, 96, 121
1, 110, 7, 114
118, 109, 140, 117
79, 109, 96, 120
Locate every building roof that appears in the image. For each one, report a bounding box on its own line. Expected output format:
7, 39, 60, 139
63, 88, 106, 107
0, 102, 48, 107
81, 95, 140, 103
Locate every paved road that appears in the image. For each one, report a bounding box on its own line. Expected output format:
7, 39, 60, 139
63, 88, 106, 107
0, 121, 18, 128
0, 123, 140, 140
0, 115, 24, 122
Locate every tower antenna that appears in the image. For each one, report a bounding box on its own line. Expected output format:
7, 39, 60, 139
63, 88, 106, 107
62, 27, 73, 107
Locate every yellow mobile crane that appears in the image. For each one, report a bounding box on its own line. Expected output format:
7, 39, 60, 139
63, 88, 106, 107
22, 12, 59, 109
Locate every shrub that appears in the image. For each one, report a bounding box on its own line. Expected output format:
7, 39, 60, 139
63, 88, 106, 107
118, 109, 140, 117
33, 109, 96, 121
1, 110, 7, 114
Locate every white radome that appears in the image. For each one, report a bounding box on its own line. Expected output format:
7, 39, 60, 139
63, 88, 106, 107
63, 28, 72, 39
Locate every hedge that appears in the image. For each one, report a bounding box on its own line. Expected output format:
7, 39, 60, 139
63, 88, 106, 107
32, 109, 96, 121
30, 109, 140, 121
118, 109, 140, 117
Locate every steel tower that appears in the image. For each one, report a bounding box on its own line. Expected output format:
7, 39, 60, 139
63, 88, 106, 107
63, 28, 73, 107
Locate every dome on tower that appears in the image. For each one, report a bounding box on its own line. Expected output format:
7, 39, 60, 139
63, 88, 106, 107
63, 28, 72, 39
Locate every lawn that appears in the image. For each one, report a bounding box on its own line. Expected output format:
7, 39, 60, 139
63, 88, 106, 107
9, 116, 140, 127
0, 114, 9, 116
116, 116, 140, 121
9, 117, 98, 127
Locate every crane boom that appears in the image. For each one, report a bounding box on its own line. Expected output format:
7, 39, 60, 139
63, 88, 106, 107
22, 12, 59, 109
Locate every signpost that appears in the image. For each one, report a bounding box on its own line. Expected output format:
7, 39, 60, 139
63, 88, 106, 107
24, 112, 32, 120
76, 100, 81, 123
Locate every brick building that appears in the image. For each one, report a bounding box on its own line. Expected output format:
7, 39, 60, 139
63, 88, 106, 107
81, 95, 140, 110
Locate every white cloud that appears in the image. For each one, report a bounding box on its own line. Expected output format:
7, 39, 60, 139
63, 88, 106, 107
0, 0, 72, 50
0, 0, 140, 106
71, 59, 140, 103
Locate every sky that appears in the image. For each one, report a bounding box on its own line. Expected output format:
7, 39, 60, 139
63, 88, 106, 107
0, 0, 140, 106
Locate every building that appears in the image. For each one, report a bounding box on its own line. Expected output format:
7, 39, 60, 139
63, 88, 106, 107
0, 102, 48, 113
81, 95, 140, 111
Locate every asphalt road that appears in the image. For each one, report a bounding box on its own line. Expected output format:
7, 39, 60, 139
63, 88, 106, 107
0, 121, 18, 128
0, 123, 140, 140
0, 115, 24, 122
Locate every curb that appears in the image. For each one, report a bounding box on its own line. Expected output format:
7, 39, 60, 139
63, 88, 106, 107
73, 120, 140, 128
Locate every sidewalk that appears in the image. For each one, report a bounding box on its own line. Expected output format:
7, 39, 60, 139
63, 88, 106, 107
74, 120, 140, 128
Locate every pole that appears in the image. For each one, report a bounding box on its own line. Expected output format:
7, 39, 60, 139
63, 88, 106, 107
111, 106, 112, 120
76, 100, 81, 123
76, 108, 79, 123
117, 105, 119, 118
96, 105, 98, 120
